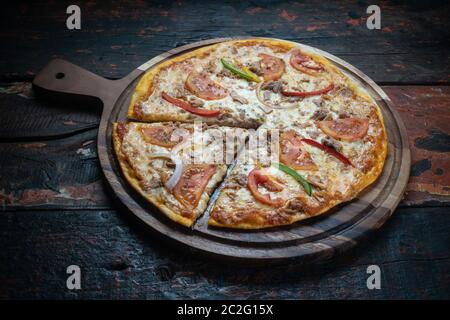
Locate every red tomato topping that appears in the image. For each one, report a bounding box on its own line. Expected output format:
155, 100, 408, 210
318, 118, 369, 142
161, 92, 220, 117
247, 169, 285, 207
185, 72, 228, 100
290, 49, 324, 75
172, 164, 216, 209
141, 125, 182, 148
280, 131, 318, 170
258, 53, 286, 81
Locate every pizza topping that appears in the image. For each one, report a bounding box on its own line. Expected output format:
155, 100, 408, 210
221, 59, 261, 82
290, 49, 324, 75
301, 138, 354, 166
230, 91, 249, 104
338, 111, 351, 119
149, 153, 183, 190
279, 131, 318, 171
306, 175, 327, 190
185, 72, 228, 100
310, 108, 328, 121
187, 96, 205, 108
273, 162, 312, 196
172, 164, 216, 209
318, 118, 369, 141
141, 125, 181, 147
322, 136, 343, 152
256, 53, 286, 81
281, 83, 334, 97
278, 198, 305, 215
321, 137, 343, 152
256, 81, 298, 111
247, 168, 285, 207
260, 80, 283, 93
162, 92, 220, 117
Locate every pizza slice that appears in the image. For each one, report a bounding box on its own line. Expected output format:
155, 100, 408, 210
113, 121, 248, 227
128, 44, 265, 128
208, 124, 382, 229
207, 140, 329, 229
128, 40, 314, 128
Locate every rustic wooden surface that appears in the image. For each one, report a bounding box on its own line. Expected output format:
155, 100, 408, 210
0, 0, 449, 299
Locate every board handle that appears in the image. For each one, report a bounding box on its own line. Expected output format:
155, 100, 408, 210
32, 59, 140, 113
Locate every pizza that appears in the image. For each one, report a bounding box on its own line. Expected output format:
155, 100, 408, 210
115, 38, 388, 229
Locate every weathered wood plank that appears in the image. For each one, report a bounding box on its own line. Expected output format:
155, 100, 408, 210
383, 86, 450, 206
0, 1, 449, 83
0, 206, 448, 299
0, 83, 101, 140
0, 129, 111, 209
1, 85, 448, 208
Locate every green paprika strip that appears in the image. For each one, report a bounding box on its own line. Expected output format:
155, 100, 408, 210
272, 162, 312, 196
221, 58, 261, 82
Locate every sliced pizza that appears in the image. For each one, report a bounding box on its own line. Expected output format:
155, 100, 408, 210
208, 120, 386, 229
113, 121, 248, 227
208, 135, 332, 229
117, 38, 388, 229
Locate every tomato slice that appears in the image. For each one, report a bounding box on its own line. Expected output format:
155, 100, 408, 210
172, 164, 216, 209
258, 53, 286, 81
185, 72, 228, 100
290, 49, 324, 75
318, 118, 369, 142
247, 169, 285, 207
161, 92, 220, 117
280, 131, 317, 170
141, 125, 181, 147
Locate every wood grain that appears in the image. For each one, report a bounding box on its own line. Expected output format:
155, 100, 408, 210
0, 1, 449, 83
1, 85, 446, 209
383, 86, 450, 206
0, 207, 448, 299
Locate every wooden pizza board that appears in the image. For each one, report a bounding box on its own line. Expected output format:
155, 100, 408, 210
32, 37, 411, 263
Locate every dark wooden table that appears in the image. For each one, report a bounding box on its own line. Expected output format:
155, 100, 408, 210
0, 1, 449, 299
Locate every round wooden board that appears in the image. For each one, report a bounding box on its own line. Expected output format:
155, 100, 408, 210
33, 37, 411, 263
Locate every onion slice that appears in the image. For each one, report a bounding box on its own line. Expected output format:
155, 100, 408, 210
256, 82, 299, 110
255, 82, 273, 113
149, 153, 183, 189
